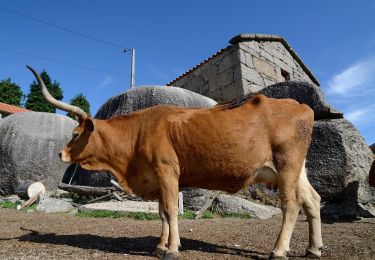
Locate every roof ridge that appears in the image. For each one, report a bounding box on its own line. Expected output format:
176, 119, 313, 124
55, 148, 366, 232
0, 102, 30, 114
167, 34, 319, 86
167, 45, 233, 86
229, 34, 319, 85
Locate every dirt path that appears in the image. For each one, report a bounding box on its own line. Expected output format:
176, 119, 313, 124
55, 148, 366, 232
0, 208, 374, 259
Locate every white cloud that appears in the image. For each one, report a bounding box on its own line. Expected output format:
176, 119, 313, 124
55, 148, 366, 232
344, 102, 375, 127
327, 56, 375, 95
101, 75, 113, 87
345, 107, 371, 123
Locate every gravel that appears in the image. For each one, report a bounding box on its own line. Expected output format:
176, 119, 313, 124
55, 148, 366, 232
0, 208, 374, 259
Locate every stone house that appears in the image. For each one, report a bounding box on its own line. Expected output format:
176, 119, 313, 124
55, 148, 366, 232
167, 33, 319, 102
0, 102, 30, 119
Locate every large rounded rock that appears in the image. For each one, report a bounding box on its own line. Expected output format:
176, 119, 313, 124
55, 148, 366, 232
66, 86, 218, 208
259, 81, 343, 120
245, 119, 375, 218
245, 81, 375, 218
95, 86, 217, 119
212, 194, 281, 219
0, 112, 77, 195
62, 164, 115, 187
181, 188, 215, 211
370, 143, 375, 154
306, 119, 375, 218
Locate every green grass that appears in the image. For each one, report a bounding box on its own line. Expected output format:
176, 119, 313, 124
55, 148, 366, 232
2, 201, 246, 219
201, 210, 213, 219
76, 210, 160, 220
76, 209, 215, 220
0, 201, 19, 209
0, 201, 36, 211
218, 212, 252, 219
180, 210, 195, 219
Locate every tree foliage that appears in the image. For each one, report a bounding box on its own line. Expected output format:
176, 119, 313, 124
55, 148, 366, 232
24, 70, 63, 113
0, 78, 23, 106
67, 93, 91, 119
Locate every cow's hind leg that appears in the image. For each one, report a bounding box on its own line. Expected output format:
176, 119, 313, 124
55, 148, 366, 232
271, 160, 303, 259
153, 203, 169, 257
157, 165, 181, 260
299, 163, 323, 258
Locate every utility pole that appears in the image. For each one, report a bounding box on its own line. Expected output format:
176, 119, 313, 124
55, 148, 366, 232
130, 48, 135, 89
123, 48, 135, 89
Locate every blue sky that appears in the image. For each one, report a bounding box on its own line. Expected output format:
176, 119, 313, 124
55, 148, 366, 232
0, 1, 374, 144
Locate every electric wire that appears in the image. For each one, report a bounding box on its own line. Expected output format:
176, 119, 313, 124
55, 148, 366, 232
0, 46, 129, 77
0, 5, 131, 51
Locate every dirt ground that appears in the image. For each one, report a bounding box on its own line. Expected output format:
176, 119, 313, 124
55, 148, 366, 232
0, 208, 374, 259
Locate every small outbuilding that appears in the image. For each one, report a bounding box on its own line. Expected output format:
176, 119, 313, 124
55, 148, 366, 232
167, 33, 319, 102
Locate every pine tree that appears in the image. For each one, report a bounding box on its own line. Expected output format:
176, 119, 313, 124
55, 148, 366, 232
0, 78, 23, 106
24, 70, 63, 113
67, 93, 91, 119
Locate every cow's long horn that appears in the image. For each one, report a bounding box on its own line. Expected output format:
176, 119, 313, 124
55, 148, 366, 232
26, 66, 87, 119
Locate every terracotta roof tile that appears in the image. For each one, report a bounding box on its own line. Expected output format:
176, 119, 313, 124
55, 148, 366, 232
0, 102, 30, 114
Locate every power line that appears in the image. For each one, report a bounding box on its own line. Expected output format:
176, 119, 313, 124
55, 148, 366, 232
0, 46, 129, 77
0, 5, 131, 51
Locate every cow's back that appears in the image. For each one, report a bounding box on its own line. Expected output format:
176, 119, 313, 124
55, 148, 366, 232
162, 94, 313, 192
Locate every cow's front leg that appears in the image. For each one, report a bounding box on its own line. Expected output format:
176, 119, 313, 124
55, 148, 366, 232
153, 203, 169, 257
157, 165, 180, 260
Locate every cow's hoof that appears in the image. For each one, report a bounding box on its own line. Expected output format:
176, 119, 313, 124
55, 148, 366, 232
305, 248, 321, 259
152, 247, 166, 258
160, 252, 180, 260
269, 252, 287, 260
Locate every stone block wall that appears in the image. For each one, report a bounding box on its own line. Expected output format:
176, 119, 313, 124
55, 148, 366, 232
168, 34, 319, 102
168, 46, 244, 102
238, 40, 315, 94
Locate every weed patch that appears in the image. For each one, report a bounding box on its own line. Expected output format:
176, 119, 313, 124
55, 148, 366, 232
76, 210, 160, 220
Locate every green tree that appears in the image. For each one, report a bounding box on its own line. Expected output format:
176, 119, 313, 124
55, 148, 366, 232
67, 93, 91, 119
24, 70, 63, 113
0, 78, 23, 106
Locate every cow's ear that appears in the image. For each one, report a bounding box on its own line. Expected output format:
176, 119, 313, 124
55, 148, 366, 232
85, 118, 94, 132
77, 116, 84, 124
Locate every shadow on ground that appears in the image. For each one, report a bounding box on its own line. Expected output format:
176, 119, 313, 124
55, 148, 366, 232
14, 227, 271, 259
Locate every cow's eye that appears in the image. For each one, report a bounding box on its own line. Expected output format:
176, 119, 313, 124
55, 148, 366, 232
72, 132, 79, 140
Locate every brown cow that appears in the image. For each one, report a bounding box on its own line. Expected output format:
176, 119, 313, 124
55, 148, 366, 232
27, 66, 323, 259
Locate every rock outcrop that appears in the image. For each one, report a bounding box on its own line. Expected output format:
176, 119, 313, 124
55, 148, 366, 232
307, 119, 375, 218
0, 112, 77, 195
258, 81, 343, 119
95, 86, 217, 119
36, 194, 74, 213
242, 81, 375, 218
212, 194, 281, 219
370, 143, 375, 154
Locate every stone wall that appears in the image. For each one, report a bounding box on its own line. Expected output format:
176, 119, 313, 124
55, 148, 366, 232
238, 40, 315, 94
168, 46, 243, 102
169, 34, 318, 102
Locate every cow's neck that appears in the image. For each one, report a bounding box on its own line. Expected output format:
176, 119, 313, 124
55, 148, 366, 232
94, 116, 138, 192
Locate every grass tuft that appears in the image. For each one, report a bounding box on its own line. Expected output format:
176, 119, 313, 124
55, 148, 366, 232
218, 212, 252, 219
180, 210, 195, 219
76, 210, 160, 220
0, 201, 19, 209
201, 210, 213, 219
0, 201, 36, 211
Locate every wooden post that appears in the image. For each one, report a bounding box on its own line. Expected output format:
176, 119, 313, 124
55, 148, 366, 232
178, 192, 184, 215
